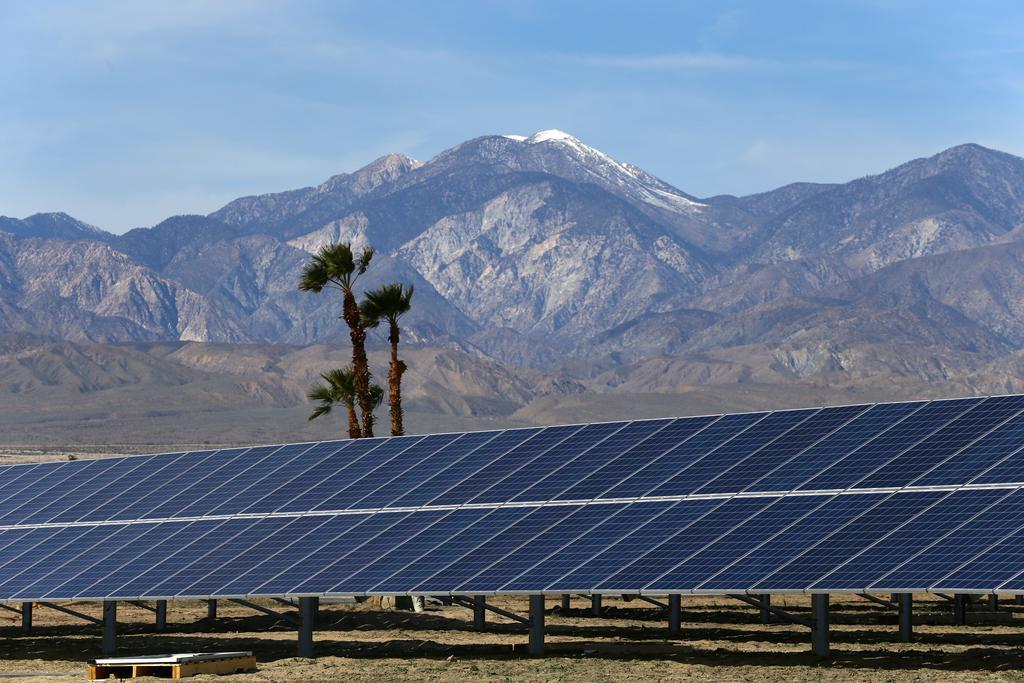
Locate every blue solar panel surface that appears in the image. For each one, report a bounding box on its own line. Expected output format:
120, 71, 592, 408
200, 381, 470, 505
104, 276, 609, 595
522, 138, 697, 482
2, 394, 1024, 601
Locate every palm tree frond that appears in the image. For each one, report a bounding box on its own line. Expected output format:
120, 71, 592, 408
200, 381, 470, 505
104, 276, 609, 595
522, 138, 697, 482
357, 246, 375, 275
362, 282, 414, 324
369, 383, 386, 409
308, 403, 333, 421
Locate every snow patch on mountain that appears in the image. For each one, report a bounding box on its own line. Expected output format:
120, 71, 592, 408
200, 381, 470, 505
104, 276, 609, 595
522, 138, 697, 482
507, 129, 707, 213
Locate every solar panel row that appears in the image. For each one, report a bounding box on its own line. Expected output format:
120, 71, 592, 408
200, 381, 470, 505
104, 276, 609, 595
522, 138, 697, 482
4, 396, 1024, 531
4, 394, 1024, 603
3, 487, 1024, 601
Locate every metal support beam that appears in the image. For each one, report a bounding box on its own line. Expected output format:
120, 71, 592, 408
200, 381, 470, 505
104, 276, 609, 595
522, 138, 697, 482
561, 594, 570, 610
857, 592, 897, 609
759, 594, 771, 624
298, 597, 317, 659
953, 593, 967, 626
207, 599, 218, 621
473, 595, 486, 631
36, 602, 102, 625
529, 595, 545, 657
934, 593, 955, 602
229, 598, 301, 626
21, 602, 32, 634
0, 603, 22, 616
102, 601, 117, 656
128, 600, 157, 614
728, 594, 812, 627
638, 596, 668, 610
811, 594, 829, 657
591, 594, 602, 616
668, 594, 681, 637
898, 593, 912, 643
155, 600, 167, 631
451, 596, 529, 625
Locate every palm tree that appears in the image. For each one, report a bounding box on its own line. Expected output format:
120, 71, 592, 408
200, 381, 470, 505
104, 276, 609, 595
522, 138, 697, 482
307, 367, 385, 439
299, 242, 376, 437
361, 283, 414, 436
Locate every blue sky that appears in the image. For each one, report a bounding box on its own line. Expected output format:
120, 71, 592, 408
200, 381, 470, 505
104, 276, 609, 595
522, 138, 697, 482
2, 1, 1023, 233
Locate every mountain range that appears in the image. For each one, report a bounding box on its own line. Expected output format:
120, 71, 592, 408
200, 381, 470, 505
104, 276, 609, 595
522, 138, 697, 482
3, 130, 1024, 449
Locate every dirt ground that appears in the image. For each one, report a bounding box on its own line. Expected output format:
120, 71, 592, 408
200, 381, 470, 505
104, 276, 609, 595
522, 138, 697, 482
1, 595, 1023, 681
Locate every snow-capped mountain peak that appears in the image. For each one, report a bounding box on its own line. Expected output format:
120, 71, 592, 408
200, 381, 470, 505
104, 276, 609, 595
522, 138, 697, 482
501, 129, 706, 213
526, 129, 578, 144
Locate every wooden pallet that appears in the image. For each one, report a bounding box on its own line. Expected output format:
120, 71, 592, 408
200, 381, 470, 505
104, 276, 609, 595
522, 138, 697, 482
87, 652, 256, 679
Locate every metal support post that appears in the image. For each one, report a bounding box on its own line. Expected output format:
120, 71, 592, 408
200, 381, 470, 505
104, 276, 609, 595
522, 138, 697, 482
811, 594, 829, 657
207, 599, 217, 621
591, 594, 602, 616
953, 593, 967, 626
155, 600, 167, 631
102, 601, 117, 655
898, 593, 912, 643
21, 602, 32, 634
298, 597, 317, 658
759, 594, 771, 624
561, 594, 570, 610
529, 595, 545, 657
473, 595, 486, 631
668, 594, 681, 637
989, 594, 998, 612
1017, 595, 1024, 606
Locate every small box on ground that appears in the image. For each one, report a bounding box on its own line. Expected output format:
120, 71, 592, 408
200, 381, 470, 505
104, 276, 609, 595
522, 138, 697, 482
87, 651, 256, 679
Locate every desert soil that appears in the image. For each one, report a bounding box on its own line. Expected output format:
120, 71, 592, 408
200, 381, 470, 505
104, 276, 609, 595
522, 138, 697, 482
1, 595, 1023, 681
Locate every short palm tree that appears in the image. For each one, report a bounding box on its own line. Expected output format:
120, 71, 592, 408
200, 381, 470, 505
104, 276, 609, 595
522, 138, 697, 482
307, 367, 385, 439
299, 242, 376, 437
361, 283, 414, 436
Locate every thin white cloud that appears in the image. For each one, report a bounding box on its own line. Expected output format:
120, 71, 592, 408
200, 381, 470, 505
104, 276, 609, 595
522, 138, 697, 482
559, 51, 883, 74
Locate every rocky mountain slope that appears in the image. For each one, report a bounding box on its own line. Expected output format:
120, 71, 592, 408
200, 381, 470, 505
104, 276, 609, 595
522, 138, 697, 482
3, 131, 1024, 446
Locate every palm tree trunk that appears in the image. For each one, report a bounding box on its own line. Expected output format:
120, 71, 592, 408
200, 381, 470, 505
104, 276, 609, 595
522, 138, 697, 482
388, 321, 406, 436
343, 289, 374, 438
346, 404, 361, 439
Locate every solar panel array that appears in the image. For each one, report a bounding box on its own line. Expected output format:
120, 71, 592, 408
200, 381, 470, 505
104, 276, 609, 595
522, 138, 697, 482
4, 394, 1024, 602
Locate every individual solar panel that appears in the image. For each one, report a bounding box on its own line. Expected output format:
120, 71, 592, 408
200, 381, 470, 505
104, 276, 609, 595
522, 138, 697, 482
752, 491, 945, 591
720, 404, 870, 494
546, 499, 722, 592
209, 515, 347, 597
597, 496, 779, 590
696, 493, 885, 591
419, 506, 578, 594
811, 488, 1009, 591
389, 428, 541, 508
458, 504, 621, 592
0, 459, 98, 525
510, 420, 672, 502
3, 394, 1024, 602
376, 507, 531, 594
555, 416, 717, 500
17, 458, 148, 525
645, 411, 813, 497
331, 508, 492, 593
500, 501, 673, 591
798, 398, 980, 491
854, 396, 1024, 489
598, 412, 768, 499
644, 495, 841, 591
912, 412, 1024, 487
426, 425, 583, 506
870, 489, 1024, 590
688, 409, 827, 495
762, 402, 920, 492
